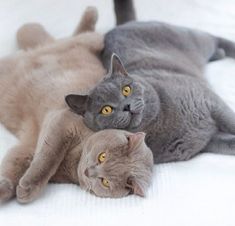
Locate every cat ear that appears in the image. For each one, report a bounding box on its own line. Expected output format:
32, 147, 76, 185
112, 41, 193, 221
127, 132, 146, 151
65, 94, 88, 115
109, 53, 128, 76
126, 176, 145, 197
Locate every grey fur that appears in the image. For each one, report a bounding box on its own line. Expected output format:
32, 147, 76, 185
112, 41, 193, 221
114, 0, 136, 25
66, 21, 235, 163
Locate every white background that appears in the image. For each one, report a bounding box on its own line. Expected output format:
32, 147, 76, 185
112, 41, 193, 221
0, 0, 235, 226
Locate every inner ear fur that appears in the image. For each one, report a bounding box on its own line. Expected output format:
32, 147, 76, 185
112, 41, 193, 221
110, 53, 128, 76
126, 176, 145, 197
65, 94, 88, 115
127, 132, 146, 151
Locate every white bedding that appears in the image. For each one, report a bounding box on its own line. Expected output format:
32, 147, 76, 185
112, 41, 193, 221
0, 0, 235, 225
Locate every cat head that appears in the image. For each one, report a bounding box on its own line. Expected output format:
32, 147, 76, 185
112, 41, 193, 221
77, 129, 153, 198
65, 54, 147, 131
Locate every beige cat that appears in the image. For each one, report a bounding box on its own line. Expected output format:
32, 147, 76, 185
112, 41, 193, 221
0, 7, 153, 204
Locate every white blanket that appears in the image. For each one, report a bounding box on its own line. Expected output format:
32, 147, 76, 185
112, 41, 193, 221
0, 0, 235, 225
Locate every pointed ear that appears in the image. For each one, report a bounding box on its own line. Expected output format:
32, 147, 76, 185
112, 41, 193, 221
126, 176, 145, 197
109, 53, 128, 76
65, 94, 88, 115
127, 132, 146, 151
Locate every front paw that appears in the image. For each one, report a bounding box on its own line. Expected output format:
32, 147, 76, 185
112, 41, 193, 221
0, 177, 15, 202
16, 179, 41, 204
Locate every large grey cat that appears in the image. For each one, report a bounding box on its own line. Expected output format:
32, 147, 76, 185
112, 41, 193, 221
66, 0, 235, 163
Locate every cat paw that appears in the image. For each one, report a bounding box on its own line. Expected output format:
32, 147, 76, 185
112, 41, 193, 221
16, 179, 41, 204
0, 178, 15, 202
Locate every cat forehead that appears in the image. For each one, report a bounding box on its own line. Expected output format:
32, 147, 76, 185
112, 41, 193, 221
85, 130, 129, 154
88, 82, 122, 105
89, 77, 133, 101
92, 81, 119, 96
93, 74, 132, 91
89, 129, 129, 144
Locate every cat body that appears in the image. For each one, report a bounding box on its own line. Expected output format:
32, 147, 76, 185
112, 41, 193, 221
0, 30, 104, 137
66, 5, 235, 163
0, 7, 153, 203
102, 21, 223, 163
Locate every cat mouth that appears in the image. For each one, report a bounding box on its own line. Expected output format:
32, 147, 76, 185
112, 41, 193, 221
116, 113, 137, 130
127, 112, 142, 130
89, 190, 96, 196
82, 173, 92, 191
77, 161, 92, 191
114, 115, 131, 129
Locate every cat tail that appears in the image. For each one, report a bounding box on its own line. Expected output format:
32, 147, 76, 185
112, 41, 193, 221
114, 0, 136, 25
17, 23, 54, 50
73, 6, 98, 35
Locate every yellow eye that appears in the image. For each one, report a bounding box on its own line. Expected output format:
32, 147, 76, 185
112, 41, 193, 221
101, 178, 110, 188
122, 85, 131, 96
98, 152, 106, 163
101, 106, 113, 115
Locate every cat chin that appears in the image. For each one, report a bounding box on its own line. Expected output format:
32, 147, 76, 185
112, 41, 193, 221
77, 159, 91, 191
127, 113, 143, 130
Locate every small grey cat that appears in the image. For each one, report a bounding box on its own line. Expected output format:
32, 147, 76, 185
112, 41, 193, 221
66, 0, 235, 163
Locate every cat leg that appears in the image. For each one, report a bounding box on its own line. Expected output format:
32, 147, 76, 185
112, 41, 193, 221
209, 37, 235, 61
0, 142, 35, 202
16, 23, 55, 50
209, 48, 226, 61
212, 97, 235, 135
73, 6, 98, 35
202, 132, 235, 155
16, 110, 79, 204
217, 37, 235, 59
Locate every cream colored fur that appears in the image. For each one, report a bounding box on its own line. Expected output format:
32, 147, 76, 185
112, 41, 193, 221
0, 7, 106, 203
0, 7, 153, 204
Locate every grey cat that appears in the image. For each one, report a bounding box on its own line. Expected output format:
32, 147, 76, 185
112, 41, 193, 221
66, 0, 235, 163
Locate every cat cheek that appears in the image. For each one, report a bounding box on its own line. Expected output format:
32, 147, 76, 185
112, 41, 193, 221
85, 114, 101, 131
129, 113, 143, 129
114, 113, 130, 128
96, 116, 107, 128
131, 100, 145, 114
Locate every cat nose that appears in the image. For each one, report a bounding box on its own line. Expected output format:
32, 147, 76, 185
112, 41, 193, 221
84, 167, 97, 178
123, 104, 130, 111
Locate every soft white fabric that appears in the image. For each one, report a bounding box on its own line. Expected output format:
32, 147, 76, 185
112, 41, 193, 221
0, 0, 235, 225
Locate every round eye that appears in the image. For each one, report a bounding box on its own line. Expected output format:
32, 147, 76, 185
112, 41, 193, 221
101, 106, 113, 115
122, 85, 131, 97
101, 178, 110, 188
98, 152, 106, 163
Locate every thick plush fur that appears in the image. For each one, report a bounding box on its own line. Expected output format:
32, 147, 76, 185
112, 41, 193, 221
0, 7, 153, 204
66, 2, 235, 164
